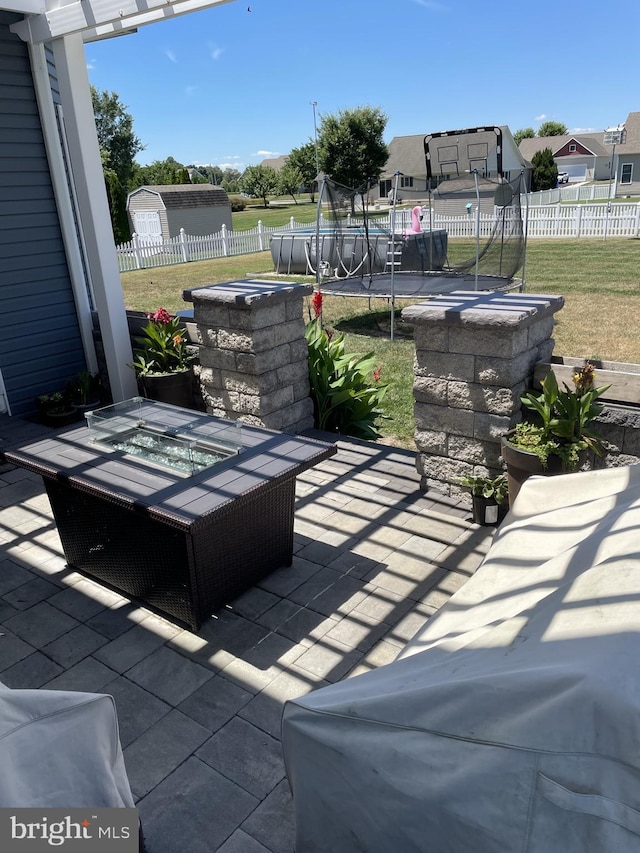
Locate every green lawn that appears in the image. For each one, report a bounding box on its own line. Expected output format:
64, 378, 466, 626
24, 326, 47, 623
120, 238, 640, 448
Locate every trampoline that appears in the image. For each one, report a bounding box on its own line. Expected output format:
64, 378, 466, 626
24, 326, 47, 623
307, 127, 528, 330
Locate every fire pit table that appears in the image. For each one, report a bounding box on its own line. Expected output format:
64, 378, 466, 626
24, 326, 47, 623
5, 399, 336, 631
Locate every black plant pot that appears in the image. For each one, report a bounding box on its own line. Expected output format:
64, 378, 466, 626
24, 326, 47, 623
471, 495, 509, 526
501, 431, 567, 507
138, 369, 194, 409
42, 406, 79, 427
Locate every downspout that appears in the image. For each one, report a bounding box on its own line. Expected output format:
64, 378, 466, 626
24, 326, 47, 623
28, 41, 98, 373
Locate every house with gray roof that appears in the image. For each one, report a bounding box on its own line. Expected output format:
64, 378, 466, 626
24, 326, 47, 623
518, 112, 640, 196
376, 126, 528, 201
127, 184, 232, 245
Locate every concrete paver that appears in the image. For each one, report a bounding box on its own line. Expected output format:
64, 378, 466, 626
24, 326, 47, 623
0, 418, 495, 852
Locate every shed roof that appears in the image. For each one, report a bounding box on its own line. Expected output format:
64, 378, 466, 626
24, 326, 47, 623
129, 185, 230, 209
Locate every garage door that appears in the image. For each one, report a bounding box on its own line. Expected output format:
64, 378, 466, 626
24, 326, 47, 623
133, 211, 163, 246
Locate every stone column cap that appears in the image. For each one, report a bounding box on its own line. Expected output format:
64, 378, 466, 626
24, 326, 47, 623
185, 279, 313, 308
402, 290, 564, 330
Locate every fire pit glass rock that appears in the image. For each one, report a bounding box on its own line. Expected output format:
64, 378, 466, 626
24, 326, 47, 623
85, 397, 242, 475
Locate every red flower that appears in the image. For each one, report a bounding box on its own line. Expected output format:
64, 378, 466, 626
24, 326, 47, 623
373, 368, 381, 382
312, 290, 323, 318
148, 307, 172, 324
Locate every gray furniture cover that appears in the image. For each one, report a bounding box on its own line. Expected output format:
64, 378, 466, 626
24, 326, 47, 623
0, 684, 135, 808
282, 465, 640, 852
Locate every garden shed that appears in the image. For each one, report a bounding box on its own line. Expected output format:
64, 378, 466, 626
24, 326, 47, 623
126, 184, 232, 245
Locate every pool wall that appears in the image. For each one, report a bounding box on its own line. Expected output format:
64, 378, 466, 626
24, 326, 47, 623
270, 228, 448, 276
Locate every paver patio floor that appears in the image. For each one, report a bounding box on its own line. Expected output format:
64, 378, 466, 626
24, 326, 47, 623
0, 416, 495, 852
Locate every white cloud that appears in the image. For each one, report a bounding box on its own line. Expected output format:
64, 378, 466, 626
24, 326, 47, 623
254, 150, 280, 157
571, 127, 598, 134
412, 0, 446, 9
209, 44, 224, 60
535, 114, 546, 121
218, 162, 244, 170
165, 49, 177, 63
86, 59, 95, 70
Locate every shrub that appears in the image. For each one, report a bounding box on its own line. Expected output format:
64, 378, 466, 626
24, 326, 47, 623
228, 195, 247, 212
305, 295, 388, 440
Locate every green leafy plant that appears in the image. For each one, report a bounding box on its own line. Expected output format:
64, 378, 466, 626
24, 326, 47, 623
305, 294, 388, 440
68, 370, 100, 405
460, 474, 508, 504
130, 308, 196, 377
508, 362, 610, 470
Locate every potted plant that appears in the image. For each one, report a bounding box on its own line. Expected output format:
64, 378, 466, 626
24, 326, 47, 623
130, 308, 197, 408
501, 361, 610, 505
460, 473, 509, 526
68, 370, 101, 414
36, 390, 78, 426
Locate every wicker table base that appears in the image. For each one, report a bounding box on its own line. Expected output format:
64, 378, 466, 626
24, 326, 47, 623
5, 413, 335, 632
45, 476, 296, 631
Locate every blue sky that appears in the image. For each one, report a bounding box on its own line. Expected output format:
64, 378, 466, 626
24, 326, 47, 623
85, 0, 640, 170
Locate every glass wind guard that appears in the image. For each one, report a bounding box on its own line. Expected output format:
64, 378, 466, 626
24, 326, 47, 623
85, 397, 242, 475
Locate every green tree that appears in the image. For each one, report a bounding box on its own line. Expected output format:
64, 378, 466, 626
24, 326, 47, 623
538, 120, 568, 137
221, 168, 242, 193
531, 147, 558, 191
91, 86, 143, 243
131, 158, 185, 188
277, 162, 304, 203
514, 127, 535, 146
240, 165, 279, 207
287, 142, 319, 202
317, 106, 389, 212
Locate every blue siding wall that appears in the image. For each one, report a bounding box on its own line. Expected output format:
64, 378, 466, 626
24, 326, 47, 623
0, 12, 86, 416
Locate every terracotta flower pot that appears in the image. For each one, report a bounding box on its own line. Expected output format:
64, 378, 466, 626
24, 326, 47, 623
138, 369, 194, 409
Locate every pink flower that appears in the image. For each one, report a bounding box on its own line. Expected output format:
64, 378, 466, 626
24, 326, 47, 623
148, 307, 172, 324
312, 290, 323, 319
373, 368, 381, 382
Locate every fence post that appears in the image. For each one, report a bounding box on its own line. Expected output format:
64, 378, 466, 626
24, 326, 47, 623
635, 203, 640, 237
221, 223, 228, 256
258, 220, 265, 251
575, 204, 582, 238
290, 217, 295, 230
180, 228, 189, 263
132, 233, 143, 270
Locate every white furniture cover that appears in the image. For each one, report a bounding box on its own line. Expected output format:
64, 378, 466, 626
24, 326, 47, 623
0, 685, 135, 808
282, 465, 640, 852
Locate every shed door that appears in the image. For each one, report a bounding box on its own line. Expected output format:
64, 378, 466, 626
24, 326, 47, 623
134, 211, 163, 246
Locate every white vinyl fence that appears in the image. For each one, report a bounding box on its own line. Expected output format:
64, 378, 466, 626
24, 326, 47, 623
116, 202, 640, 272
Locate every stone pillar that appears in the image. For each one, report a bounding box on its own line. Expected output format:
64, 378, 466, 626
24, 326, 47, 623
402, 291, 565, 496
189, 280, 314, 433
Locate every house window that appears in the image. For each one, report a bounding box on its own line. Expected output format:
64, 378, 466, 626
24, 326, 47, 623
400, 176, 414, 189
569, 143, 576, 152
621, 164, 633, 184
379, 179, 392, 197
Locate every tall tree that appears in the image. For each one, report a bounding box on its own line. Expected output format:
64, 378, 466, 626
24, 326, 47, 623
240, 165, 278, 207
317, 106, 389, 213
287, 142, 319, 202
91, 87, 143, 243
513, 127, 535, 146
537, 120, 568, 137
277, 162, 304, 203
131, 158, 185, 188
221, 168, 242, 193
531, 148, 558, 191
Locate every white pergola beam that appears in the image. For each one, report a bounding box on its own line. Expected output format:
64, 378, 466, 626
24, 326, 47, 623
11, 0, 234, 44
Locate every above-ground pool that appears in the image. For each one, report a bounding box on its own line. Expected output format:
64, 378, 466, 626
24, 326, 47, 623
270, 228, 448, 276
